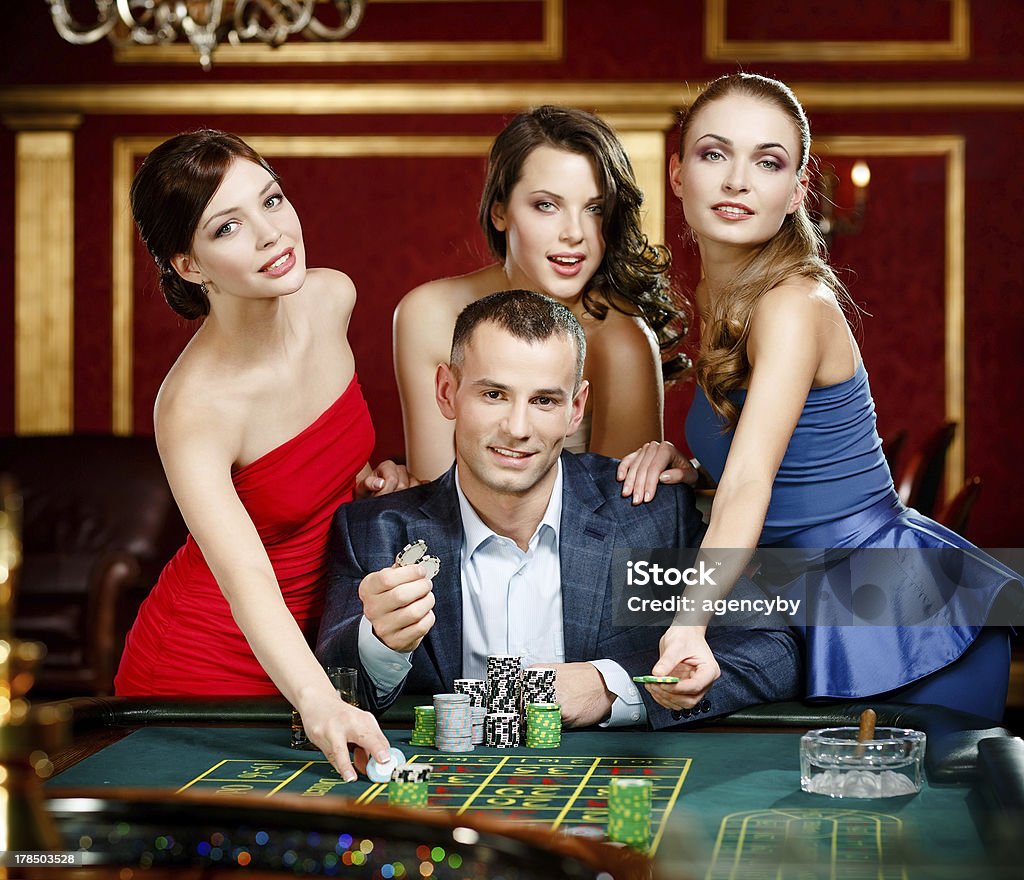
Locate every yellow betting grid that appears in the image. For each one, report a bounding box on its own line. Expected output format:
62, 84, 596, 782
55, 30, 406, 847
357, 754, 690, 856
708, 808, 909, 880
175, 753, 691, 856
176, 759, 325, 797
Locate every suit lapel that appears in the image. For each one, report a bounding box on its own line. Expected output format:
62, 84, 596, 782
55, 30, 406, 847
558, 453, 616, 662
418, 467, 464, 688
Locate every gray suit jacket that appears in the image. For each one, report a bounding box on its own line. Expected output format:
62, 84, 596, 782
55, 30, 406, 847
316, 452, 801, 728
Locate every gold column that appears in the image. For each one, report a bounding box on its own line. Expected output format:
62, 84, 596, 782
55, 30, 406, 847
5, 115, 81, 435
604, 114, 675, 247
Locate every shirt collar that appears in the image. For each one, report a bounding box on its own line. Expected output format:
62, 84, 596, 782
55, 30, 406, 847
455, 460, 563, 558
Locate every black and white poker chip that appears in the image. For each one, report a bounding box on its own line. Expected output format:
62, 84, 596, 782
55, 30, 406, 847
396, 539, 440, 580
396, 539, 428, 567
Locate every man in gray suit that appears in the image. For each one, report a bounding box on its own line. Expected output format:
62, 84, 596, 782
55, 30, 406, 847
317, 291, 800, 729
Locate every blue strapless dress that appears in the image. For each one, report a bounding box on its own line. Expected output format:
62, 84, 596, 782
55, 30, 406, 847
686, 362, 1020, 719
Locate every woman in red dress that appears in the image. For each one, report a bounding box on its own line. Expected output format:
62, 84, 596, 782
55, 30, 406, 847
115, 130, 406, 780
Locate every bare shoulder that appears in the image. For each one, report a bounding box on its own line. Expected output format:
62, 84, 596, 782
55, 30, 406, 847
752, 278, 836, 332
584, 307, 658, 366
153, 361, 244, 465
747, 278, 848, 377
301, 267, 357, 319
397, 266, 499, 321
153, 331, 254, 452
394, 265, 502, 354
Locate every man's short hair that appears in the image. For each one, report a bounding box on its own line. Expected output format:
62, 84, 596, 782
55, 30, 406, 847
450, 290, 587, 392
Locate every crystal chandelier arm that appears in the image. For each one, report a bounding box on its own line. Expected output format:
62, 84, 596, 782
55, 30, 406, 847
177, 0, 226, 70
114, 0, 180, 45
46, 0, 369, 68
233, 0, 315, 45
306, 0, 366, 40
45, 0, 121, 44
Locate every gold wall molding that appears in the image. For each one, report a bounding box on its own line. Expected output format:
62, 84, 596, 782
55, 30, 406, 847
813, 135, 966, 497
3, 113, 83, 131
14, 129, 77, 434
5, 81, 1024, 117
705, 0, 970, 62
114, 0, 563, 65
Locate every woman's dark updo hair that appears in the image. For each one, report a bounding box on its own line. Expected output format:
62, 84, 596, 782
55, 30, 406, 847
129, 130, 279, 320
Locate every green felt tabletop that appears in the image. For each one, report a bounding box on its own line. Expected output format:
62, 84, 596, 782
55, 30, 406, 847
49, 725, 986, 871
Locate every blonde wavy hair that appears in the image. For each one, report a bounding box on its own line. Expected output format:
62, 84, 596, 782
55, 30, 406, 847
681, 74, 851, 428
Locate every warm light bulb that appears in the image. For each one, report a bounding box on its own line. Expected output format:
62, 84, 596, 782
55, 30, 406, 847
851, 160, 871, 189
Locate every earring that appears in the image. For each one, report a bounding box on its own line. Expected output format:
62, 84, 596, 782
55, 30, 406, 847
200, 280, 209, 297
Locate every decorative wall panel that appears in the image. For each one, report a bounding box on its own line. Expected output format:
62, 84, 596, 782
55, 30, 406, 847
706, 0, 970, 62
814, 137, 965, 492
11, 122, 78, 434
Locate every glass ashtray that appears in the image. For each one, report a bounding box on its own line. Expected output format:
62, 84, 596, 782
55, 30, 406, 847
800, 726, 926, 798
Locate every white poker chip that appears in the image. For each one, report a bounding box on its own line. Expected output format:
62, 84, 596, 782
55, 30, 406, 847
396, 539, 428, 567
420, 554, 440, 579
366, 746, 406, 783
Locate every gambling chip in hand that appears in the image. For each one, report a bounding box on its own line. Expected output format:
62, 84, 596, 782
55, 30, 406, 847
396, 539, 440, 579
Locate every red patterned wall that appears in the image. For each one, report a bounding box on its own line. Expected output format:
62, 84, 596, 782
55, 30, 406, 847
3, 1, 1023, 545
724, 0, 953, 42
73, 120, 116, 433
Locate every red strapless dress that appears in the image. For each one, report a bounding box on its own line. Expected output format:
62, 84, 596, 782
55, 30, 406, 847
115, 376, 375, 695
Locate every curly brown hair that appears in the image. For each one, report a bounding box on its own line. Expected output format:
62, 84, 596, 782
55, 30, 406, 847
479, 105, 690, 381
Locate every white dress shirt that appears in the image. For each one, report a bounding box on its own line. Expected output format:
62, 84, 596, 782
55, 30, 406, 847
358, 461, 647, 726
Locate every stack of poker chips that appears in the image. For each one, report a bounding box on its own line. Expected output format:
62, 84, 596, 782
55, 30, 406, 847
388, 762, 433, 807
410, 705, 437, 747
485, 712, 521, 748
525, 702, 562, 748
520, 667, 557, 711
434, 693, 474, 752
453, 678, 486, 707
607, 777, 652, 850
471, 706, 486, 745
486, 655, 523, 715
484, 655, 524, 747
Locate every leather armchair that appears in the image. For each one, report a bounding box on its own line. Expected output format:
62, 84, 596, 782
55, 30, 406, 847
0, 435, 186, 697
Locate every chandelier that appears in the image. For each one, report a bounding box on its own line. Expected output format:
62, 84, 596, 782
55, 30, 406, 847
45, 1, 367, 70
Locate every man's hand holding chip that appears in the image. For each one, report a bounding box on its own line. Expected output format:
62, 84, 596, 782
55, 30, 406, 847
359, 562, 437, 654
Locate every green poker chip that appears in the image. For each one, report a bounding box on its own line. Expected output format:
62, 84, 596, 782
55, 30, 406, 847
632, 675, 680, 684
525, 702, 562, 749
607, 777, 652, 850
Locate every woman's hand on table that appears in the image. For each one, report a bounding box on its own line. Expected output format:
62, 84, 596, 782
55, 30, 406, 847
300, 698, 391, 782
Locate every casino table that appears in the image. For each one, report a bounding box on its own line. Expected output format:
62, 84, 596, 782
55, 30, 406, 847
34, 697, 1024, 879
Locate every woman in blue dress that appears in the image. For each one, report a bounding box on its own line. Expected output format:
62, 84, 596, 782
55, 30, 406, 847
618, 72, 1018, 722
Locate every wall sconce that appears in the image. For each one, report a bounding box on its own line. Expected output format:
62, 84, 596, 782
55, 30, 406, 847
815, 160, 871, 247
